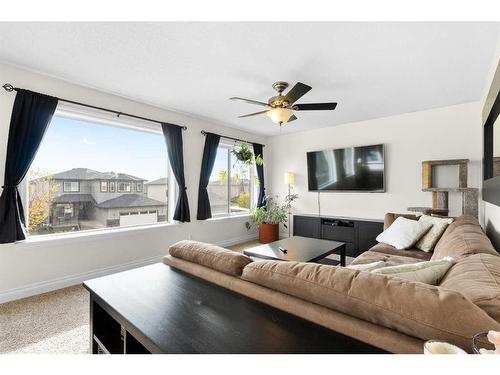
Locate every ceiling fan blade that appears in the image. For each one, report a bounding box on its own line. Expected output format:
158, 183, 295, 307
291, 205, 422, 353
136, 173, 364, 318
287, 114, 297, 122
285, 82, 312, 104
293, 102, 337, 111
230, 97, 269, 107
237, 110, 268, 118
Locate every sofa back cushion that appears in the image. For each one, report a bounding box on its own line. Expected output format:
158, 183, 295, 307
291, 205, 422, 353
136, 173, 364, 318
242, 260, 500, 350
440, 253, 500, 322
431, 215, 497, 261
168, 240, 252, 276
383, 212, 419, 230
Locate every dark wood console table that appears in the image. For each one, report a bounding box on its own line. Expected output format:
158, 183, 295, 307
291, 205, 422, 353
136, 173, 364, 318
83, 263, 385, 354
293, 215, 384, 258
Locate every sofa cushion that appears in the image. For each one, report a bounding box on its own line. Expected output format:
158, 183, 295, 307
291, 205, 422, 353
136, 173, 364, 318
376, 217, 432, 250
369, 243, 433, 261
349, 250, 425, 267
432, 215, 498, 261
346, 260, 387, 272
415, 215, 454, 252
168, 240, 252, 276
371, 257, 455, 285
440, 253, 500, 322
241, 260, 500, 350
383, 212, 420, 230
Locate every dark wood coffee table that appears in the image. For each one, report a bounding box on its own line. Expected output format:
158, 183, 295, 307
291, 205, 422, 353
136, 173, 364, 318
243, 236, 346, 266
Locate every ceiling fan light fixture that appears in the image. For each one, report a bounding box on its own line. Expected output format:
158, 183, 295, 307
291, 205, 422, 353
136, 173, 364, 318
267, 107, 294, 124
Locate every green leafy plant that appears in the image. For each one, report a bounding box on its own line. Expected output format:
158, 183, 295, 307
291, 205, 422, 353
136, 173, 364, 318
245, 194, 298, 230
231, 143, 264, 168
219, 170, 228, 185
237, 191, 250, 208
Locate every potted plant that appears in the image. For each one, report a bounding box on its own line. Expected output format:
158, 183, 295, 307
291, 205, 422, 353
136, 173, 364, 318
246, 194, 298, 243
231, 143, 264, 169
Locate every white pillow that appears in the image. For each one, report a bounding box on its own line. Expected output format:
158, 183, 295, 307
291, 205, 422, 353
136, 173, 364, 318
347, 261, 386, 272
415, 215, 454, 252
376, 216, 433, 250
371, 257, 455, 285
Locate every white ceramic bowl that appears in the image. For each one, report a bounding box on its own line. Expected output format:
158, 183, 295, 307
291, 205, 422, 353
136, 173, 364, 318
423, 340, 467, 354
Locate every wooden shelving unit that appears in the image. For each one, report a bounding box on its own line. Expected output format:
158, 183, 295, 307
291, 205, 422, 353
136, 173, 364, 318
408, 159, 478, 217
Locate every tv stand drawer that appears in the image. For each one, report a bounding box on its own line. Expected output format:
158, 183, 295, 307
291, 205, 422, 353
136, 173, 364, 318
322, 223, 355, 243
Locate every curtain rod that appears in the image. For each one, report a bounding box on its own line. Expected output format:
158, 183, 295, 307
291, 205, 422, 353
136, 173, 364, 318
200, 130, 265, 147
2, 83, 187, 130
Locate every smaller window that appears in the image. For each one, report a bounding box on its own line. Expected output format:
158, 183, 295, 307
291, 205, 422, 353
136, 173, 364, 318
130, 211, 138, 215
140, 210, 148, 214
100, 181, 108, 192
63, 181, 79, 192
148, 210, 157, 214
118, 182, 131, 193
136, 182, 143, 192
109, 181, 116, 193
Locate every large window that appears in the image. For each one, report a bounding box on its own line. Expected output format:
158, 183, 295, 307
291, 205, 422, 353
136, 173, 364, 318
207, 142, 257, 217
27, 108, 170, 236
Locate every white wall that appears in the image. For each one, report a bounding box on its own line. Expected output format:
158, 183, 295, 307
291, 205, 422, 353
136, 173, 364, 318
268, 102, 483, 235
0, 63, 267, 302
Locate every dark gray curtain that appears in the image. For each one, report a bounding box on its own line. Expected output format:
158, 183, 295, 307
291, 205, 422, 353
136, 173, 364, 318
161, 123, 190, 222
0, 90, 58, 243
252, 143, 265, 207
197, 132, 221, 220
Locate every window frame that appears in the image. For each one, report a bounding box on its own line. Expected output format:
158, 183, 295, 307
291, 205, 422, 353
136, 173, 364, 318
209, 141, 255, 218
136, 182, 143, 193
100, 181, 108, 192
24, 103, 174, 239
117, 181, 131, 193
63, 181, 80, 192
109, 181, 116, 193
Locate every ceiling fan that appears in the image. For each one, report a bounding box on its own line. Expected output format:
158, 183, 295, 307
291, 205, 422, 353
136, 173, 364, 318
230, 81, 337, 126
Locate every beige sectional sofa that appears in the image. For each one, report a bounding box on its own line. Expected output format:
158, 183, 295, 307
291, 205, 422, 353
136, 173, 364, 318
163, 214, 500, 353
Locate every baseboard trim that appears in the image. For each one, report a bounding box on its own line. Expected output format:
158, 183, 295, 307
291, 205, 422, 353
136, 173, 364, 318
0, 233, 259, 304
214, 233, 258, 247
0, 255, 162, 304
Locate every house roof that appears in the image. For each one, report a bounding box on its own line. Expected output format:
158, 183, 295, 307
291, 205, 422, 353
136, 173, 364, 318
51, 168, 145, 181
53, 194, 96, 204
146, 177, 167, 185
96, 194, 165, 209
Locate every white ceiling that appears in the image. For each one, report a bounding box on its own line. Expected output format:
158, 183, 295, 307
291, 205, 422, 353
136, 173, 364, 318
0, 22, 499, 136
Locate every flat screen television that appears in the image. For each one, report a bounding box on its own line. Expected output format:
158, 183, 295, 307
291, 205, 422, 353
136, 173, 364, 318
307, 144, 385, 192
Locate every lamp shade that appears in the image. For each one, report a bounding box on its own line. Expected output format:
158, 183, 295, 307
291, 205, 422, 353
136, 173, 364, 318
284, 171, 295, 186
267, 107, 294, 124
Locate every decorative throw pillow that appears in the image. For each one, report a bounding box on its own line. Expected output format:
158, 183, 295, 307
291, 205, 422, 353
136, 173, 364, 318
375, 216, 433, 250
347, 261, 386, 272
371, 257, 455, 285
415, 215, 454, 252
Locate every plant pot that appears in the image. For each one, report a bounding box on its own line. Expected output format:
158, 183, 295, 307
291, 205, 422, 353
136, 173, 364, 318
259, 223, 279, 244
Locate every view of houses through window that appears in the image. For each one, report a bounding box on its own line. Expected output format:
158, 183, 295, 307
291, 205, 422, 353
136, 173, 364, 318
28, 114, 169, 236
208, 142, 258, 216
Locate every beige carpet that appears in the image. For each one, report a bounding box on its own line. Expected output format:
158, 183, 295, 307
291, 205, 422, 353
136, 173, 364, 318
0, 285, 90, 354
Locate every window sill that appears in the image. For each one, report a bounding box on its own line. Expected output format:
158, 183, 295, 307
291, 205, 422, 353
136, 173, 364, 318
205, 213, 252, 222
15, 222, 181, 246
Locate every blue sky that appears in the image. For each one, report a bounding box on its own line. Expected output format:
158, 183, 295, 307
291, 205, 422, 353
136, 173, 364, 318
31, 116, 168, 182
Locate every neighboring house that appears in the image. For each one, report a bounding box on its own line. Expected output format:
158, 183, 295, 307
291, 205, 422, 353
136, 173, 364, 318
145, 177, 168, 203
29, 168, 167, 232
207, 178, 251, 214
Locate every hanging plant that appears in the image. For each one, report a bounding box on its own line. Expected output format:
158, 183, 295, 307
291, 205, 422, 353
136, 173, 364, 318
231, 143, 264, 168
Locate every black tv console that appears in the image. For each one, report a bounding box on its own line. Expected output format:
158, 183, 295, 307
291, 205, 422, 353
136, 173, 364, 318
293, 215, 384, 258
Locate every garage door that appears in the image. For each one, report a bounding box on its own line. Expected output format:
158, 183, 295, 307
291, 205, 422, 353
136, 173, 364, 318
119, 211, 158, 227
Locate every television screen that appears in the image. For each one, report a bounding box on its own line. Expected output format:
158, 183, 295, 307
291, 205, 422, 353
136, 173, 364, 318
307, 144, 385, 192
